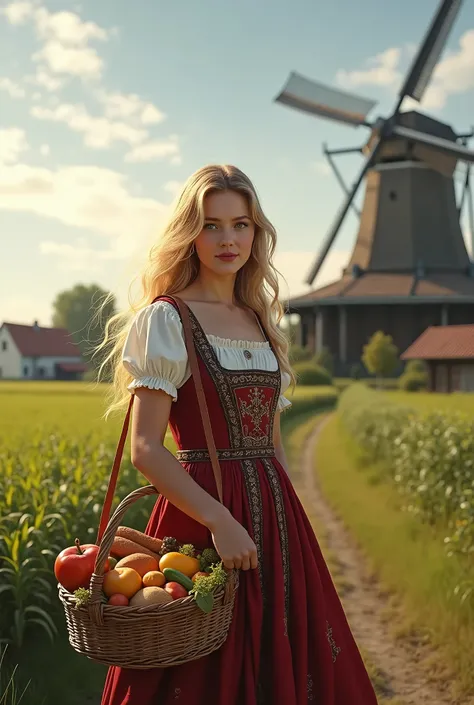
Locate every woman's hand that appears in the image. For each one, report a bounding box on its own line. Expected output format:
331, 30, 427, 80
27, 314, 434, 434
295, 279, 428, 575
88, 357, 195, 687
209, 510, 258, 571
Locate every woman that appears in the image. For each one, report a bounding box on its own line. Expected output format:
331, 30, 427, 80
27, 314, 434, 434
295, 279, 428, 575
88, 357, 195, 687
99, 164, 378, 704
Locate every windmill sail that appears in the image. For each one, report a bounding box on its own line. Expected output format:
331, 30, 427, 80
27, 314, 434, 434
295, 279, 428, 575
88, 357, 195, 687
399, 0, 464, 103
275, 72, 376, 127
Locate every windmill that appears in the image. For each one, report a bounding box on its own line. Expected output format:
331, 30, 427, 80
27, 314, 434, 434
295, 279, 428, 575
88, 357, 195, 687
275, 0, 474, 288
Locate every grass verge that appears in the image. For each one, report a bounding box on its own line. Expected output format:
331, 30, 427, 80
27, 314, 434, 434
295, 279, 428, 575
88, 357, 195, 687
315, 414, 474, 701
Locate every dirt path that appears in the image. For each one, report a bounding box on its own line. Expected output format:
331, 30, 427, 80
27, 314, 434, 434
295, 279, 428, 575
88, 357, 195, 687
301, 415, 470, 705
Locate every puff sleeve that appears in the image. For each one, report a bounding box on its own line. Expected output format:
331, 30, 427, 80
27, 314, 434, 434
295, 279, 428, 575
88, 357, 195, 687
122, 301, 189, 401
277, 371, 292, 412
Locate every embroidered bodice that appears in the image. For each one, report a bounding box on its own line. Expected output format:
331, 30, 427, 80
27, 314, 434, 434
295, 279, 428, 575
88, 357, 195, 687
122, 300, 292, 413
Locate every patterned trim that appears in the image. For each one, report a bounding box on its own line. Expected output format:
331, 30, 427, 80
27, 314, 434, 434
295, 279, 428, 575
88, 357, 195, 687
262, 458, 290, 636
187, 309, 281, 450
326, 621, 342, 663
176, 447, 276, 462
242, 459, 264, 597
307, 673, 314, 702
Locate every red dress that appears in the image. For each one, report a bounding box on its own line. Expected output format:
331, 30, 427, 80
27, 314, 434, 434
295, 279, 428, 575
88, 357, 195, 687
101, 296, 378, 704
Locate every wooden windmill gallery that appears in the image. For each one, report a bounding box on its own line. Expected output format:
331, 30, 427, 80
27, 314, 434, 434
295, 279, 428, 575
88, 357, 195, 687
275, 0, 474, 376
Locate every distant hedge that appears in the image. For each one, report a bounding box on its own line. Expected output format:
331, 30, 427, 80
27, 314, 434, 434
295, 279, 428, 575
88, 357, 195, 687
293, 362, 332, 386
338, 384, 474, 562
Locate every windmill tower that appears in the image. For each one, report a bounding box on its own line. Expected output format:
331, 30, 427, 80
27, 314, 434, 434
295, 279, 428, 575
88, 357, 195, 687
275, 0, 474, 374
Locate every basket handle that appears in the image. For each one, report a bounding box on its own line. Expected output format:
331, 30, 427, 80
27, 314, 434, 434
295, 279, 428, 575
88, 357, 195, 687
96, 295, 223, 545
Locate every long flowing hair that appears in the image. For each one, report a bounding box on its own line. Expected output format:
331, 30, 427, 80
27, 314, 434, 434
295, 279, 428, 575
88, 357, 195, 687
96, 164, 294, 416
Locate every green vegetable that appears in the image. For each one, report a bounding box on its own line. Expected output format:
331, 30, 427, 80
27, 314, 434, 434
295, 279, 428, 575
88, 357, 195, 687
73, 587, 91, 607
195, 592, 214, 613
178, 543, 196, 558
162, 568, 194, 592
199, 547, 220, 572
190, 562, 228, 613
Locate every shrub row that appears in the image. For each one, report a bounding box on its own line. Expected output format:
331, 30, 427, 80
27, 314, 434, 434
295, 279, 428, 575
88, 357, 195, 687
338, 384, 474, 563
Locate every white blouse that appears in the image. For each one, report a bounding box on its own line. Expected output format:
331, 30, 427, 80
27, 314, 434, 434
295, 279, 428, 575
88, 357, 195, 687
122, 300, 292, 412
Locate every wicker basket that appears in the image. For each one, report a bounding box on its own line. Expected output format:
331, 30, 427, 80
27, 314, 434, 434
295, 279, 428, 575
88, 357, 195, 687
58, 484, 239, 669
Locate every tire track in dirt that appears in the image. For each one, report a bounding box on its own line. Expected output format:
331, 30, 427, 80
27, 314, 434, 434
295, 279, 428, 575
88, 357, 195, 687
300, 415, 469, 705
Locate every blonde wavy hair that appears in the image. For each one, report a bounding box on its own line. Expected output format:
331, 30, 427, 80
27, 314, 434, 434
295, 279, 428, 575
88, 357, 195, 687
96, 164, 295, 416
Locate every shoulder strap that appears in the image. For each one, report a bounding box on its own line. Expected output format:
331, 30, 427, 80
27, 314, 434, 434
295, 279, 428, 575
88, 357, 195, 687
96, 295, 223, 544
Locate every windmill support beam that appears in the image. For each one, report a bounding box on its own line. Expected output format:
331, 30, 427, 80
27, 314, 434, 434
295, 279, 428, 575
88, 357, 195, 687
315, 309, 324, 355
339, 306, 347, 364
441, 304, 449, 326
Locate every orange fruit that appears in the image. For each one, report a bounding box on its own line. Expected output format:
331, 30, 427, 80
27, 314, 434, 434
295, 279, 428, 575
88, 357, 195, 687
142, 571, 166, 588
116, 553, 159, 577
158, 552, 200, 578
103, 567, 142, 598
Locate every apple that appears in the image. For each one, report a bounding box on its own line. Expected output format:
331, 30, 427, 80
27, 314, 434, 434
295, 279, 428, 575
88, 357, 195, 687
164, 581, 188, 600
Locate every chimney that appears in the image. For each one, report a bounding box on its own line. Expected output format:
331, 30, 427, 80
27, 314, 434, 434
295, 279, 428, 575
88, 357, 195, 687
33, 320, 40, 332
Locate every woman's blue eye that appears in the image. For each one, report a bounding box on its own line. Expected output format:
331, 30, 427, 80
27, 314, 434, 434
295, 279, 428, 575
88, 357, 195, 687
235, 222, 248, 229
204, 223, 217, 230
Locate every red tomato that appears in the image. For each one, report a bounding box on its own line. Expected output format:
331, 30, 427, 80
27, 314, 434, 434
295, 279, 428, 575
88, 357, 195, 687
108, 593, 129, 606
164, 582, 188, 600
54, 538, 110, 592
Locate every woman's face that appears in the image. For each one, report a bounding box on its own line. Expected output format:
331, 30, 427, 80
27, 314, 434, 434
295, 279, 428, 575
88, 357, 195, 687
194, 189, 255, 276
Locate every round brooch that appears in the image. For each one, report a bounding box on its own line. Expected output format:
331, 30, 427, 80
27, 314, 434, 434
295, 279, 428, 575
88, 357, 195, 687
243, 350, 252, 360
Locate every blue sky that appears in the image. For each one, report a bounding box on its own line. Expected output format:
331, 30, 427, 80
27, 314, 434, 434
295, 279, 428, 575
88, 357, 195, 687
1, 0, 474, 325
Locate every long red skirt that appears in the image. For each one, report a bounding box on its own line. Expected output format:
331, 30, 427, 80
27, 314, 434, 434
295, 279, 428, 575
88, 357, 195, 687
101, 457, 378, 704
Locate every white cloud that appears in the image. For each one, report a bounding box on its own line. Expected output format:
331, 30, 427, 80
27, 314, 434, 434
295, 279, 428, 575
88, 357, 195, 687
0, 128, 29, 165
2, 3, 110, 81
39, 143, 50, 156
0, 77, 26, 98
336, 31, 474, 112
34, 40, 104, 79
0, 161, 168, 259
31, 103, 147, 148
98, 91, 165, 125
125, 137, 180, 163
1, 1, 35, 25
39, 237, 122, 272
336, 47, 402, 91
34, 8, 108, 46
32, 67, 65, 92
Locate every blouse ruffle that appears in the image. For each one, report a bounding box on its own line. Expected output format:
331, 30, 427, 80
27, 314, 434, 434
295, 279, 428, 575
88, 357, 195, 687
122, 300, 292, 411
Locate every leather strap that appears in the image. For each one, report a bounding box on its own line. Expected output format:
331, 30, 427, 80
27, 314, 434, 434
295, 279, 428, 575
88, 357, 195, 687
96, 295, 223, 544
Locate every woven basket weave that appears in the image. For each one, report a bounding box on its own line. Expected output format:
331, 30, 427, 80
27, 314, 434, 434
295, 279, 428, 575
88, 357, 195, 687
58, 484, 239, 669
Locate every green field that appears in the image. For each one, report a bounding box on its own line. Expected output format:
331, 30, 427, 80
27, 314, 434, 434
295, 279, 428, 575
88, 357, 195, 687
386, 389, 474, 415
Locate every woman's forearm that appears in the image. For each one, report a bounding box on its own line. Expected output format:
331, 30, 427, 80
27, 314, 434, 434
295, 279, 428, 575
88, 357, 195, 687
132, 440, 229, 531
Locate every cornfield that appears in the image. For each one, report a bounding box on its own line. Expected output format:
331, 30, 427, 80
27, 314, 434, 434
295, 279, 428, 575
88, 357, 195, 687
339, 384, 474, 572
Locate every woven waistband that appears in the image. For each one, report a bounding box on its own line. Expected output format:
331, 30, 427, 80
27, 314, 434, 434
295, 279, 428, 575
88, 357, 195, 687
176, 447, 276, 462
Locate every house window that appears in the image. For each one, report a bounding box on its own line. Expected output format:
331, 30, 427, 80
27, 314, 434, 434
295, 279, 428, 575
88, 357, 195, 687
23, 366, 29, 377
0, 368, 2, 377
1, 341, 6, 351
38, 367, 45, 377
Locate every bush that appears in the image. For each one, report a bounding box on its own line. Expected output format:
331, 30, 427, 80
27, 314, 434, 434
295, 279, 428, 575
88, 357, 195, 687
399, 371, 428, 392
293, 362, 332, 386
313, 346, 333, 375
289, 345, 312, 364
405, 359, 428, 375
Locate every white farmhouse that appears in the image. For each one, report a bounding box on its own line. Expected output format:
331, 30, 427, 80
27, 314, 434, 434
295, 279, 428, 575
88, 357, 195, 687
0, 320, 88, 380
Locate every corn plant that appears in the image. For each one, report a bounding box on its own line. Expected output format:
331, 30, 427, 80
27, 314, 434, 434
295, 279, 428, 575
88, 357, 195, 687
338, 385, 474, 569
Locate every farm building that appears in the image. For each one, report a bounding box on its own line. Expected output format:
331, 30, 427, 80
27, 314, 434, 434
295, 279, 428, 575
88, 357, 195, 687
0, 320, 88, 381
402, 324, 474, 393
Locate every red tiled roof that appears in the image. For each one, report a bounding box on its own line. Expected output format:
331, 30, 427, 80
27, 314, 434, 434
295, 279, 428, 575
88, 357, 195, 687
2, 322, 82, 358
402, 325, 474, 360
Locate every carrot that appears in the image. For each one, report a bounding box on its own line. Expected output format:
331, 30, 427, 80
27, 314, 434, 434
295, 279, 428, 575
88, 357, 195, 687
116, 526, 163, 554
111, 536, 160, 561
